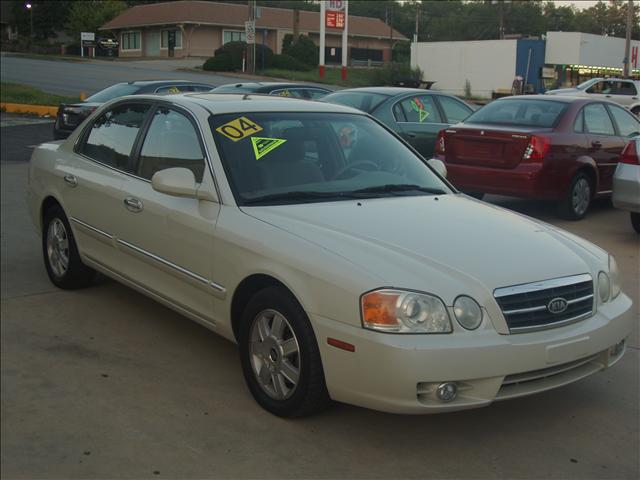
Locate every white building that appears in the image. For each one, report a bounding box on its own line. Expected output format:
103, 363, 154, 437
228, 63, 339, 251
411, 31, 640, 99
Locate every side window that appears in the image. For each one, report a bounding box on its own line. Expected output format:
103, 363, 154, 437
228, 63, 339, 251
608, 105, 640, 137
437, 95, 473, 123
615, 82, 638, 96
306, 89, 330, 100
586, 81, 612, 94
191, 85, 213, 92
270, 89, 305, 99
81, 103, 150, 172
137, 107, 205, 182
155, 85, 184, 94
583, 104, 615, 136
395, 96, 442, 123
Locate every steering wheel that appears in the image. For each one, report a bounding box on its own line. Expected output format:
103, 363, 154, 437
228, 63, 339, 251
333, 161, 379, 179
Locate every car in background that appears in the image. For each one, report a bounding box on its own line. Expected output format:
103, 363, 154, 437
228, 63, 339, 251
27, 93, 632, 417
210, 82, 332, 99
53, 80, 214, 139
612, 137, 640, 233
546, 78, 640, 116
322, 87, 476, 159
433, 96, 640, 219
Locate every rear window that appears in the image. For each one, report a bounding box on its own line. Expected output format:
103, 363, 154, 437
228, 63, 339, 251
465, 99, 567, 127
211, 85, 259, 94
322, 92, 389, 113
85, 84, 141, 103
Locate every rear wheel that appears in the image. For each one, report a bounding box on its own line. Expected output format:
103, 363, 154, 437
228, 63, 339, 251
631, 212, 640, 234
557, 172, 592, 220
238, 286, 331, 417
42, 205, 95, 289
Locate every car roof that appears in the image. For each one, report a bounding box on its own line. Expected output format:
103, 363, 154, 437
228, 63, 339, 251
497, 95, 593, 104
213, 82, 331, 91
126, 92, 363, 115
122, 80, 210, 87
327, 87, 441, 96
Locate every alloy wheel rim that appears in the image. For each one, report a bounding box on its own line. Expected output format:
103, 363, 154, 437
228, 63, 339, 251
249, 309, 301, 400
46, 218, 70, 277
572, 178, 590, 216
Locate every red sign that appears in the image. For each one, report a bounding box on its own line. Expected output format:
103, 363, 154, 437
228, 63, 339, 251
632, 45, 638, 68
326, 11, 345, 29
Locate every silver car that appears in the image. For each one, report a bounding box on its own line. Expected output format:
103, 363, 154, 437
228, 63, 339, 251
612, 136, 640, 233
546, 78, 640, 116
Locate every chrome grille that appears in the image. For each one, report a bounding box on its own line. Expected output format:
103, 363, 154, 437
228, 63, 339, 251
494, 274, 594, 333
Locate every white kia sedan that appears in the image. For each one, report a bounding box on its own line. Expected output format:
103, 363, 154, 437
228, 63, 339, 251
28, 93, 633, 417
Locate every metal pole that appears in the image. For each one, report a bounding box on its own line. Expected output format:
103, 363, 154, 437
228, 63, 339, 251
319, 1, 325, 78
341, 1, 348, 80
623, 0, 632, 77
414, 4, 419, 43
247, 0, 255, 75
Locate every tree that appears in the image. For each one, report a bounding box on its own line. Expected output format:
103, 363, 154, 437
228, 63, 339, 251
65, 1, 128, 42
9, 0, 72, 41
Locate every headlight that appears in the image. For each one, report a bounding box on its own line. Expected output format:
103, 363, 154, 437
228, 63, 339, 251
361, 289, 452, 333
609, 255, 621, 300
453, 296, 483, 330
598, 271, 610, 303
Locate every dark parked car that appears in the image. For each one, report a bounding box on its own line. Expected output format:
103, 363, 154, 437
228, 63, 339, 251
210, 82, 332, 99
322, 87, 476, 158
54, 80, 214, 139
433, 96, 640, 219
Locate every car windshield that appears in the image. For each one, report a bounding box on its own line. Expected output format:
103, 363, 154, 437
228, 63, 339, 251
210, 112, 451, 206
85, 84, 142, 103
322, 92, 389, 113
464, 99, 567, 127
576, 79, 598, 90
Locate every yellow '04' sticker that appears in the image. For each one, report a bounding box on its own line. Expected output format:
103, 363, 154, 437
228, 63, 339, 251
216, 116, 263, 142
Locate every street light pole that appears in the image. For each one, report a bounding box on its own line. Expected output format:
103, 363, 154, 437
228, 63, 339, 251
623, 0, 633, 77
25, 3, 33, 48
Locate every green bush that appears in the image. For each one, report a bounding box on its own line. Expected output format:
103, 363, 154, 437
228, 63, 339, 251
213, 41, 273, 71
372, 62, 423, 86
271, 54, 312, 72
203, 54, 233, 71
282, 34, 318, 67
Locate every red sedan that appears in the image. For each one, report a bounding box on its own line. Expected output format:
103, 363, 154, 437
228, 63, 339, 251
434, 96, 640, 219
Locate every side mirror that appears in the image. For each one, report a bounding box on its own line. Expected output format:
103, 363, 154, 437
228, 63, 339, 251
151, 167, 198, 198
428, 158, 447, 178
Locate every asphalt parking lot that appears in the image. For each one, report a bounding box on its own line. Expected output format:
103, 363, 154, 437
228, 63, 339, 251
1, 114, 638, 479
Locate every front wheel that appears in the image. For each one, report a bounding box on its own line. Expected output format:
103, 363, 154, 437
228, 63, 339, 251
631, 212, 640, 234
42, 205, 95, 289
238, 286, 331, 417
557, 172, 592, 220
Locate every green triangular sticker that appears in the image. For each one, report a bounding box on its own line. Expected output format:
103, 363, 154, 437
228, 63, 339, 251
419, 108, 429, 122
251, 137, 287, 160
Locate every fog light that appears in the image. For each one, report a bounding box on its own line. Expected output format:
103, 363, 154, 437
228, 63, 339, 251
436, 382, 458, 402
610, 339, 625, 357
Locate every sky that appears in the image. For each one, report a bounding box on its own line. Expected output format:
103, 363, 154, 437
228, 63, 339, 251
553, 1, 602, 10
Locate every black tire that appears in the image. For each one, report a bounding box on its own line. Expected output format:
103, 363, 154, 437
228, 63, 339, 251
631, 212, 640, 234
42, 204, 95, 289
557, 172, 593, 220
631, 107, 640, 117
238, 286, 331, 417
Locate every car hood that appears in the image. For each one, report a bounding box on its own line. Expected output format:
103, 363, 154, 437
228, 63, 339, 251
242, 194, 606, 309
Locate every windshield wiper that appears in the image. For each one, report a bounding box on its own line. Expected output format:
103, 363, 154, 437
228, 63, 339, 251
351, 184, 447, 196
242, 191, 364, 205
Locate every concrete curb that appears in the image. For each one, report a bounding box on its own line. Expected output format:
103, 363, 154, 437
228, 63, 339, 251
1, 102, 58, 117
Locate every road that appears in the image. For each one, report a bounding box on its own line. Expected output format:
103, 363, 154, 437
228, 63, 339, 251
1, 115, 639, 479
0, 55, 248, 97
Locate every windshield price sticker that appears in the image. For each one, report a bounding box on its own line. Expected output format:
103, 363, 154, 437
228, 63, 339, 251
216, 116, 263, 141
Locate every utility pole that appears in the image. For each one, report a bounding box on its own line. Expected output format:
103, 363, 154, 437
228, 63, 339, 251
498, 1, 504, 40
247, 0, 256, 74
414, 4, 420, 43
387, 5, 393, 62
623, 0, 633, 77
293, 8, 300, 42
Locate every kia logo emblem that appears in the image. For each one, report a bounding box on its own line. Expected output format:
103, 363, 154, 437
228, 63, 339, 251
548, 297, 568, 314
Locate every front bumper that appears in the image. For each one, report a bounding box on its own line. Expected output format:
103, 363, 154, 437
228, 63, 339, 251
312, 293, 633, 414
612, 163, 640, 213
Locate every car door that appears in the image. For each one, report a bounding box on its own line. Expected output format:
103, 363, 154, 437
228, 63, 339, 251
582, 103, 626, 192
392, 94, 447, 158
114, 103, 221, 323
434, 94, 475, 124
584, 80, 614, 102
64, 102, 152, 272
609, 81, 639, 107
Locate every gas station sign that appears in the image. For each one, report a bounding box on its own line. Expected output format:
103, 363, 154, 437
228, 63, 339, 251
326, 0, 345, 29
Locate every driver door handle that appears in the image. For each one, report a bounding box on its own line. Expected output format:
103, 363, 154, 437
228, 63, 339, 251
124, 196, 143, 213
591, 140, 602, 149
406, 132, 417, 138
63, 174, 78, 187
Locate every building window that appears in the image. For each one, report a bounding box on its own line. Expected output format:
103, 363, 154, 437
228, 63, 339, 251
223, 30, 245, 44
121, 31, 140, 50
161, 29, 182, 49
